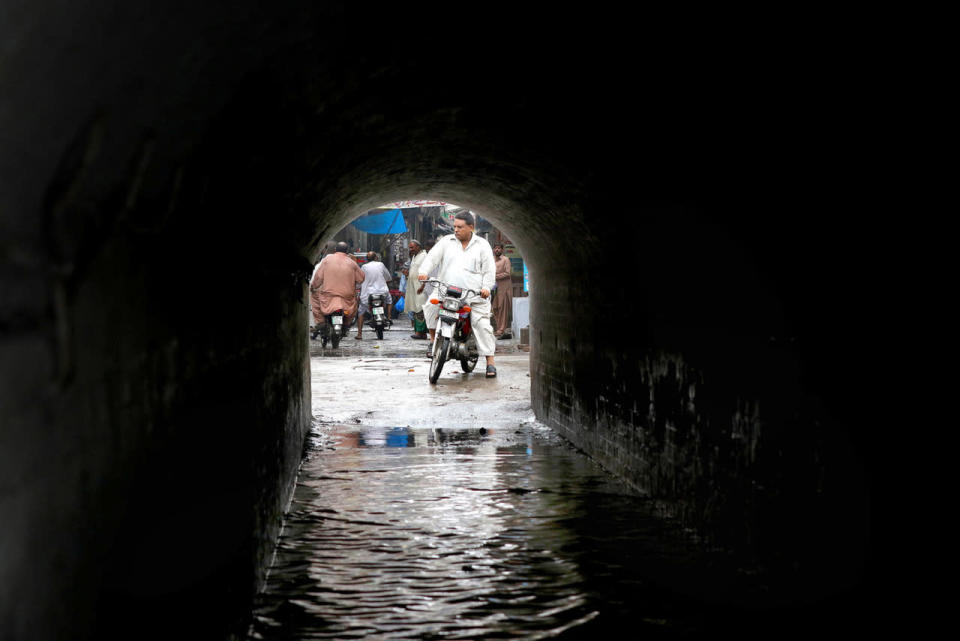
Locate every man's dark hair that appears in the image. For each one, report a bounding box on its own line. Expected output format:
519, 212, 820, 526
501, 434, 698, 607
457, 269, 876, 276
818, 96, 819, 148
454, 211, 475, 227
366, 251, 377, 262
335, 241, 349, 253
494, 242, 504, 250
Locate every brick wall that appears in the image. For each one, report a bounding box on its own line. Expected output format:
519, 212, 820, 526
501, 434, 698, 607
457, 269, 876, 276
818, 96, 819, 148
528, 207, 869, 599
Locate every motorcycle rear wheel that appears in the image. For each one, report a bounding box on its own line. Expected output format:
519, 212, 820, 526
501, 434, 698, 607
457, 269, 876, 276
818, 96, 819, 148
429, 336, 449, 384
330, 320, 341, 348
376, 326, 384, 340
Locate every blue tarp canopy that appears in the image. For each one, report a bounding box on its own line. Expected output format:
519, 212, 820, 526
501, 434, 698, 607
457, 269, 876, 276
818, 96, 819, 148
350, 209, 407, 234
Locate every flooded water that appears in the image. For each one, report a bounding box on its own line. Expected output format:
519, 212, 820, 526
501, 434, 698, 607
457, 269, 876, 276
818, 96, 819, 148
246, 422, 802, 640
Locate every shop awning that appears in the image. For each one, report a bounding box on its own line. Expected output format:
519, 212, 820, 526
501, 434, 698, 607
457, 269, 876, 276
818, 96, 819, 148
350, 209, 408, 234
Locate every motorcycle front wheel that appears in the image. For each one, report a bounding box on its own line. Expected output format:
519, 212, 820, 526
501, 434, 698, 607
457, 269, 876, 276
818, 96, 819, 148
460, 333, 479, 373
429, 336, 449, 384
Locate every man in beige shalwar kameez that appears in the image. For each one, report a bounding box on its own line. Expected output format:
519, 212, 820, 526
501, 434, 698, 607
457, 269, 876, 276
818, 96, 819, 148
492, 243, 513, 338
310, 242, 365, 331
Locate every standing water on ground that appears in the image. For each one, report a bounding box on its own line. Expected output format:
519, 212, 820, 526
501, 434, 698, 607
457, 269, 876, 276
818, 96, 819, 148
247, 423, 789, 640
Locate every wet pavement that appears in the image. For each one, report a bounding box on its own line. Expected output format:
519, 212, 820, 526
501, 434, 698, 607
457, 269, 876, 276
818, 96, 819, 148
247, 321, 833, 640
309, 320, 532, 429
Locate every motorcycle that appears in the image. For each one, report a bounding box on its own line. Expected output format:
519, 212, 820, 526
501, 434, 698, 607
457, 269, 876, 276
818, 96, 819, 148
311, 308, 347, 348
424, 278, 480, 384
365, 293, 391, 340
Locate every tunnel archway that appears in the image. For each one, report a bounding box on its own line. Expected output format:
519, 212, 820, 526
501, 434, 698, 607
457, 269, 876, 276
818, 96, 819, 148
2, 4, 872, 639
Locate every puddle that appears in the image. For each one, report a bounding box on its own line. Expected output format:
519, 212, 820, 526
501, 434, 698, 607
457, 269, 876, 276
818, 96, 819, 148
248, 425, 785, 640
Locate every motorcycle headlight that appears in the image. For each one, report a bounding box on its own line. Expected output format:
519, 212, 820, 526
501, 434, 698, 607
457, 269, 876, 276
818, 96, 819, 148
442, 298, 460, 311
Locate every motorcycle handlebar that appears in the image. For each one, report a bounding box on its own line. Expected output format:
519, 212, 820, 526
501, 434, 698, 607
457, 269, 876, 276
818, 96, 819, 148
423, 278, 482, 300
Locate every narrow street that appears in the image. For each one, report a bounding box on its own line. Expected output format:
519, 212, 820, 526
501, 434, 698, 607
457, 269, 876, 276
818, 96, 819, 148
309, 319, 533, 430
246, 322, 800, 640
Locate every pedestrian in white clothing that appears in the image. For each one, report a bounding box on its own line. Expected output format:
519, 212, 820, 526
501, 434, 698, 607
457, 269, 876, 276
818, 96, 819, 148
404, 239, 429, 339
357, 252, 393, 340
420, 237, 439, 299
418, 211, 498, 377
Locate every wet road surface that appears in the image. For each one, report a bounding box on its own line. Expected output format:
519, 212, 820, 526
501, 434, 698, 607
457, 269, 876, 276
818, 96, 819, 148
248, 322, 833, 639
309, 319, 532, 429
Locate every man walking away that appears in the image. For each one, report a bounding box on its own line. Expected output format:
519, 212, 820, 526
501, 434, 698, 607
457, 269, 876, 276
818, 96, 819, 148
418, 211, 498, 378
492, 243, 513, 339
357, 251, 393, 340
310, 241, 365, 335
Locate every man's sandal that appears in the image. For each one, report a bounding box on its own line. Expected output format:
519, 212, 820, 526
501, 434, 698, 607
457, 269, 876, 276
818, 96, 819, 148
485, 365, 497, 378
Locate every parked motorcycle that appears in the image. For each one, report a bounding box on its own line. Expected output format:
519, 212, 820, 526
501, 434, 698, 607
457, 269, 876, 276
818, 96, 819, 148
424, 279, 480, 383
365, 293, 391, 340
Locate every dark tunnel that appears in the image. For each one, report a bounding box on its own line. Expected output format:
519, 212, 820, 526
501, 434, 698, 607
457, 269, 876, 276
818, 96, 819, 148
1, 3, 874, 639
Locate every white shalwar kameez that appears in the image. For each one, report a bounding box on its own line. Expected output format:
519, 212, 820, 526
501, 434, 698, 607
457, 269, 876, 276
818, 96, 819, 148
406, 250, 427, 314
418, 232, 497, 357
359, 261, 393, 315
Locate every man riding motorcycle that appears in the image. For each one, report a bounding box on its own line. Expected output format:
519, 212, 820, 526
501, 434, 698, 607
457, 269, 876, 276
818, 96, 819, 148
356, 251, 393, 340
310, 241, 364, 338
418, 211, 498, 378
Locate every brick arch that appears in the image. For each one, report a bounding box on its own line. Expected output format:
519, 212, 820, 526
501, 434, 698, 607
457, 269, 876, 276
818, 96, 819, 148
1, 3, 871, 639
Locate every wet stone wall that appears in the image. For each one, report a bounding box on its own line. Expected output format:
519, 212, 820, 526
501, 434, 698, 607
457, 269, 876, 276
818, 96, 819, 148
0, 115, 316, 639
528, 214, 869, 606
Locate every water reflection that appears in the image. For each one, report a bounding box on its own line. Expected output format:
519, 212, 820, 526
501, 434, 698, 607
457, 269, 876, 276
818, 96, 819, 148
249, 424, 779, 640
356, 427, 416, 448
